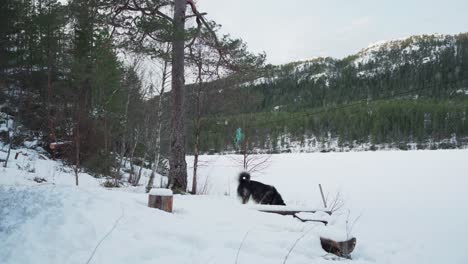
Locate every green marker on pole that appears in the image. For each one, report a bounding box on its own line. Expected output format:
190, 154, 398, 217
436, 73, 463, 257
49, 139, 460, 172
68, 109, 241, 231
234, 128, 243, 147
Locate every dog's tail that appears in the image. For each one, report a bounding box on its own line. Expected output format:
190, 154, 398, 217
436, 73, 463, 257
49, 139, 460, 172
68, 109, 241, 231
239, 172, 251, 182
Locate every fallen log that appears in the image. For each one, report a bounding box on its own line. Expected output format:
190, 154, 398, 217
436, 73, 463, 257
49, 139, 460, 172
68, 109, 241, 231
320, 237, 356, 259
259, 209, 332, 216
14, 151, 27, 159
293, 214, 328, 225
250, 205, 332, 216
33, 177, 47, 183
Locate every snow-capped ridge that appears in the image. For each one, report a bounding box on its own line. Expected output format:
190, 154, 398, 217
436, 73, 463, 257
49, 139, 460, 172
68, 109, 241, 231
353, 33, 457, 68
234, 32, 466, 88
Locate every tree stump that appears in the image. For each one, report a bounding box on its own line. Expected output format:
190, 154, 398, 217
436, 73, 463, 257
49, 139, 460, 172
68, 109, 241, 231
320, 237, 356, 259
148, 189, 173, 213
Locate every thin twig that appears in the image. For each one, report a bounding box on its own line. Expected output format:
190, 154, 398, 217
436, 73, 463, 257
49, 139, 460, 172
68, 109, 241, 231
345, 210, 351, 240
326, 191, 345, 214
346, 210, 362, 240
318, 184, 327, 208
283, 225, 318, 264
235, 227, 254, 264
85, 205, 125, 264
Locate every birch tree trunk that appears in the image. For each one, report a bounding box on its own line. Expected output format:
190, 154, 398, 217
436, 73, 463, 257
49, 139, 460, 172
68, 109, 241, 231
192, 90, 201, 194
74, 110, 80, 186
128, 132, 139, 184
146, 56, 169, 193
3, 115, 11, 168
135, 150, 146, 186
115, 90, 131, 186
192, 62, 203, 194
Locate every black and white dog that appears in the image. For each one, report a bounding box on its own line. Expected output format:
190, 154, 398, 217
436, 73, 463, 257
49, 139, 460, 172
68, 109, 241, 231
237, 172, 286, 205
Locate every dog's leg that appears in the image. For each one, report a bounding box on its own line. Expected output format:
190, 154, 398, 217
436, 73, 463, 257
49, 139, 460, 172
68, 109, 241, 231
241, 189, 251, 204
258, 190, 274, 205
271, 193, 286, 206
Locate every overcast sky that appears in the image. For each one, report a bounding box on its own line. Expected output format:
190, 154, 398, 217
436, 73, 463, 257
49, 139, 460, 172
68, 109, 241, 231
198, 0, 468, 64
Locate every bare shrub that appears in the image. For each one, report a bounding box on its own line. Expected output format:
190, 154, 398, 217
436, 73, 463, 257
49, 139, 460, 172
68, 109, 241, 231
325, 191, 345, 214
229, 153, 272, 174
345, 209, 362, 240
196, 172, 212, 195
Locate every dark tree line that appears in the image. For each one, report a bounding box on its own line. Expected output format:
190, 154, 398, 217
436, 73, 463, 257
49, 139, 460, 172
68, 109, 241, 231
194, 99, 468, 153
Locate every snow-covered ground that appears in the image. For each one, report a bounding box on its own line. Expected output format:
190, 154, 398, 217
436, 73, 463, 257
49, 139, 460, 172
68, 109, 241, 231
188, 150, 468, 263
1, 146, 468, 264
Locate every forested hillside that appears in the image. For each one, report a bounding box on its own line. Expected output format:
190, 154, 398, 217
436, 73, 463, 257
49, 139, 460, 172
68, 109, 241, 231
0, 0, 161, 178
1, 0, 467, 180
189, 33, 468, 153
0, 0, 261, 183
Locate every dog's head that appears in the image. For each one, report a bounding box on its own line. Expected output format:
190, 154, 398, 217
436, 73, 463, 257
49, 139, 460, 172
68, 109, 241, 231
237, 172, 251, 204
238, 172, 251, 182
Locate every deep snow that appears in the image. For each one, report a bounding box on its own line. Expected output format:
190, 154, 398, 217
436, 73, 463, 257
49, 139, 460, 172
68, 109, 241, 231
188, 150, 468, 264
1, 146, 468, 264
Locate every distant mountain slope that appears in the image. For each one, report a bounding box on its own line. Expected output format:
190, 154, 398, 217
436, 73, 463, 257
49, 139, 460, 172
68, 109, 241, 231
178, 33, 468, 153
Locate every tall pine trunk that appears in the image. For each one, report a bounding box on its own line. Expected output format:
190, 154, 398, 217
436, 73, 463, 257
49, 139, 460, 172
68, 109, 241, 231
169, 0, 188, 193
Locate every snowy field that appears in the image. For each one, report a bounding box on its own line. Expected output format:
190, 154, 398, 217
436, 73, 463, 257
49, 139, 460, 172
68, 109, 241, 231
188, 150, 468, 263
1, 147, 468, 264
